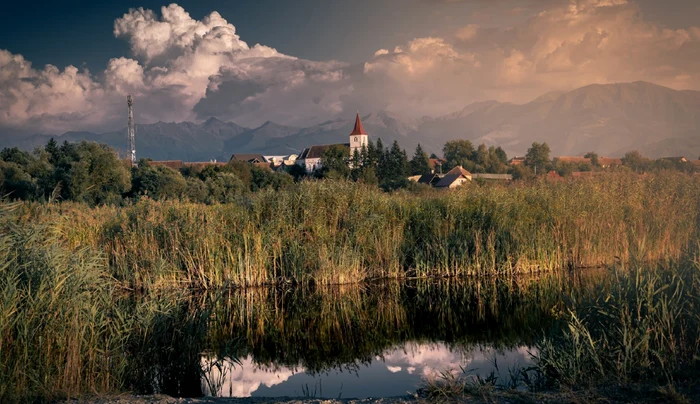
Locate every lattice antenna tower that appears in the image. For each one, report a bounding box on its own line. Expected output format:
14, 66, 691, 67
127, 94, 136, 165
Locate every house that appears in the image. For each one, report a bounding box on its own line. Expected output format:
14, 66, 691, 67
435, 166, 472, 189
434, 173, 470, 189
296, 144, 346, 173
471, 173, 513, 181
183, 161, 227, 170
149, 160, 184, 170
660, 156, 688, 163
445, 165, 473, 180
296, 113, 368, 174
554, 156, 590, 165
230, 154, 268, 164
265, 154, 298, 167
417, 173, 441, 185
597, 157, 622, 168
508, 157, 525, 165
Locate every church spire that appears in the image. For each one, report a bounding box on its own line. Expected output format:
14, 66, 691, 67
350, 112, 367, 136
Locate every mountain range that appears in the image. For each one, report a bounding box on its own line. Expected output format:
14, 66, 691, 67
3, 81, 700, 160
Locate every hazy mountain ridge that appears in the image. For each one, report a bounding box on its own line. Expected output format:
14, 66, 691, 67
3, 82, 699, 160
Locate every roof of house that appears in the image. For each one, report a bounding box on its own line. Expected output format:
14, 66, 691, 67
690, 160, 700, 168
508, 157, 525, 165
230, 154, 267, 163
183, 161, 227, 170
429, 158, 445, 168
660, 156, 688, 163
417, 173, 440, 184
446, 165, 472, 176
555, 156, 591, 164
149, 160, 184, 169
298, 143, 350, 160
435, 173, 468, 188
598, 157, 622, 166
472, 173, 513, 180
349, 113, 367, 136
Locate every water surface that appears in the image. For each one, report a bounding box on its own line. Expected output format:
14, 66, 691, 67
129, 272, 604, 398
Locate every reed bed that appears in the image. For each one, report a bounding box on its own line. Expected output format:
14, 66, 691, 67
2, 171, 699, 401
534, 254, 700, 389
11, 172, 700, 289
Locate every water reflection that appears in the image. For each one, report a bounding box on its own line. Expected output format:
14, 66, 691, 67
203, 343, 535, 398
126, 271, 605, 398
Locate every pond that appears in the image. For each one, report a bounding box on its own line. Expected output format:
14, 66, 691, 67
129, 270, 605, 399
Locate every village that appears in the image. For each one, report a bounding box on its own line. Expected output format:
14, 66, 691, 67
145, 112, 700, 190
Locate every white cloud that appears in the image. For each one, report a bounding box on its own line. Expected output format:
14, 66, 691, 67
1, 1, 700, 135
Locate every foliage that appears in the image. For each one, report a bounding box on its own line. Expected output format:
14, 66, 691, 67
443, 140, 475, 171
410, 144, 432, 175
524, 142, 552, 174
131, 160, 187, 200
10, 172, 699, 290
317, 144, 350, 179
534, 260, 700, 391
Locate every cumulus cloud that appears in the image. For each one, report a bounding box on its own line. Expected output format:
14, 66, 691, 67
1, 0, 700, 135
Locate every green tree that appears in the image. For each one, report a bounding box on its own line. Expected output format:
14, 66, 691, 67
67, 142, 131, 205
494, 147, 508, 165
286, 163, 307, 182
379, 140, 409, 191
317, 144, 350, 179
443, 140, 475, 171
205, 172, 247, 203
410, 144, 431, 175
524, 142, 551, 175
622, 150, 651, 173
184, 177, 208, 203
131, 160, 187, 200
584, 152, 599, 167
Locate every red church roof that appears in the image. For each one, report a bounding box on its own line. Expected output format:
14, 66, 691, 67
349, 113, 367, 136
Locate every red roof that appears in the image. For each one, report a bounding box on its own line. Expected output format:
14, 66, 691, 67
349, 113, 367, 136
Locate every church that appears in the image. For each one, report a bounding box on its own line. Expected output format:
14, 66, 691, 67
296, 113, 369, 173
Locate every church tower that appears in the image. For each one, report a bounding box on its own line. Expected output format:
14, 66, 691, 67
349, 113, 368, 156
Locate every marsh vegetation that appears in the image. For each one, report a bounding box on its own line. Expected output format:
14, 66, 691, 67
1, 171, 700, 402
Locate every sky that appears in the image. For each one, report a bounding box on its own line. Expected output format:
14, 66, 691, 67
1, 0, 700, 135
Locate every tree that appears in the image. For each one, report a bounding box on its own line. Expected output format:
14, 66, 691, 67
286, 163, 307, 182
317, 144, 350, 179
206, 173, 247, 203
473, 143, 490, 172
443, 140, 475, 171
379, 140, 409, 191
494, 147, 508, 165
410, 144, 431, 175
524, 142, 551, 175
584, 152, 599, 167
184, 177, 208, 203
131, 160, 187, 200
68, 142, 131, 205
621, 150, 651, 172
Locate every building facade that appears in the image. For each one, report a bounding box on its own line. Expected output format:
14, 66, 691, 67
297, 113, 368, 174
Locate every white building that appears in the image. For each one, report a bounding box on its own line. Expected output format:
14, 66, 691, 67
297, 113, 369, 174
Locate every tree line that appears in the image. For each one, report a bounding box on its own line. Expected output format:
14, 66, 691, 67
1, 138, 697, 205
0, 139, 294, 205
313, 138, 511, 191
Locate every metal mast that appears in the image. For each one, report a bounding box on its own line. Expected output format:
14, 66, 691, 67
127, 94, 136, 165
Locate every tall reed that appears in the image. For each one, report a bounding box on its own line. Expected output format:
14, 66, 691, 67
534, 254, 700, 389
15, 172, 697, 289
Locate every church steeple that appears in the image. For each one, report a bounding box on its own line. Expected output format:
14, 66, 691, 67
349, 112, 369, 156
350, 112, 367, 136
